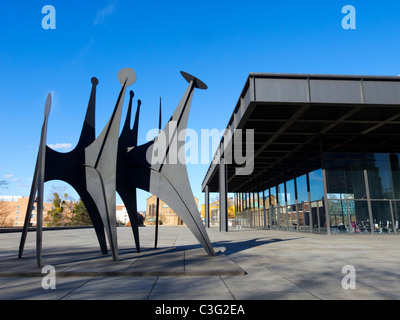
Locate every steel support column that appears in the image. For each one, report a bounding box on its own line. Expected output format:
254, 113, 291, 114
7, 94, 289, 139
306, 172, 313, 233
263, 190, 267, 229
219, 157, 228, 232
363, 169, 374, 235
294, 178, 300, 232
205, 185, 210, 228
322, 169, 331, 235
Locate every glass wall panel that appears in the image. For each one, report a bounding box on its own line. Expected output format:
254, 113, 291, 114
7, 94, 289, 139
346, 199, 357, 232
269, 187, 277, 229
326, 197, 356, 233
393, 154, 400, 199
244, 153, 400, 234
286, 179, 296, 206
371, 201, 392, 233
296, 175, 307, 230
352, 201, 371, 233
325, 153, 366, 199
327, 199, 346, 232
286, 180, 296, 230
278, 183, 285, 205
248, 193, 253, 212
309, 169, 324, 201
310, 200, 326, 232
265, 189, 271, 229
297, 202, 304, 230
280, 203, 287, 230
259, 191, 265, 209
394, 201, 400, 233
287, 204, 295, 231
296, 175, 308, 203
278, 183, 286, 229
367, 154, 394, 199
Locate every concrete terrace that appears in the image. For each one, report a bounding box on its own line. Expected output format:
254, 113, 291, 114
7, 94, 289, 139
1, 226, 400, 300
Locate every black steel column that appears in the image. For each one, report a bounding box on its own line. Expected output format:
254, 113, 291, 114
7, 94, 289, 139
154, 198, 160, 248
389, 154, 400, 232
257, 191, 261, 228
306, 172, 313, 233
205, 185, 210, 228
275, 185, 280, 229
268, 188, 272, 229
219, 157, 228, 232
363, 169, 374, 235
319, 136, 331, 236
322, 169, 331, 235
284, 181, 288, 230
294, 178, 300, 232
263, 190, 267, 229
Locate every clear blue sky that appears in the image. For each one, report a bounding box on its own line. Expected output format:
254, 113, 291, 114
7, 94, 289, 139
1, 1, 399, 210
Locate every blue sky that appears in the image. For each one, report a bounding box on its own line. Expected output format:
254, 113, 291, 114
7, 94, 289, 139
1, 1, 400, 210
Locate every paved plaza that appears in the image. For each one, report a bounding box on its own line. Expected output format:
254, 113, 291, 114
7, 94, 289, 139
1, 226, 400, 300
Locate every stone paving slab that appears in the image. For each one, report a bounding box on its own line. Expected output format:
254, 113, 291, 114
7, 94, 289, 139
0, 228, 244, 277
1, 226, 400, 300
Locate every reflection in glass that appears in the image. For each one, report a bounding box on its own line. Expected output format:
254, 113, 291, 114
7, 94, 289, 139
393, 201, 400, 232
325, 153, 366, 198
371, 201, 392, 233
309, 169, 323, 201
278, 183, 285, 205
270, 187, 277, 229
286, 179, 296, 206
296, 174, 308, 203
236, 152, 400, 235
368, 154, 393, 199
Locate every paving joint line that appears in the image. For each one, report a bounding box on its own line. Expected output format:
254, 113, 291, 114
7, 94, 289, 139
219, 275, 236, 300
58, 278, 94, 300
147, 276, 159, 300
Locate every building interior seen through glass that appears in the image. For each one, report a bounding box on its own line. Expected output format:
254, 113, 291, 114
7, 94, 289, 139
325, 152, 400, 234
236, 153, 400, 234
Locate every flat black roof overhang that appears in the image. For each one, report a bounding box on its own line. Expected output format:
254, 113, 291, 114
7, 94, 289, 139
202, 73, 400, 193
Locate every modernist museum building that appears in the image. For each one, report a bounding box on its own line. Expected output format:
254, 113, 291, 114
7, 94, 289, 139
202, 73, 400, 235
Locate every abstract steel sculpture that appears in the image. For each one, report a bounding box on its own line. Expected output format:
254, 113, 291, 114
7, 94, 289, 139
19, 68, 215, 267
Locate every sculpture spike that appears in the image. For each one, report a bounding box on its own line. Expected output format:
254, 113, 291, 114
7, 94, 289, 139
159, 97, 162, 131
125, 72, 215, 256
122, 90, 134, 135
85, 68, 136, 261
19, 93, 52, 267
117, 92, 142, 253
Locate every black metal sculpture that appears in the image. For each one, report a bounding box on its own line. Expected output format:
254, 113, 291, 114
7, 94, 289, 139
18, 69, 215, 266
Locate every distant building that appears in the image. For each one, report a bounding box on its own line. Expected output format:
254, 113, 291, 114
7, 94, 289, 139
115, 205, 145, 226
0, 195, 167, 228
200, 197, 236, 226
116, 205, 129, 225
145, 195, 199, 226
0, 196, 55, 227
0, 195, 84, 227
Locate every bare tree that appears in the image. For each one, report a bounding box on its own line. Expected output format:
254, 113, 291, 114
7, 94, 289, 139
47, 184, 75, 202
0, 200, 14, 227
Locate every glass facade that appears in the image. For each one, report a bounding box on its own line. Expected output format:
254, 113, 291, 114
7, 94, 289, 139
235, 153, 400, 235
